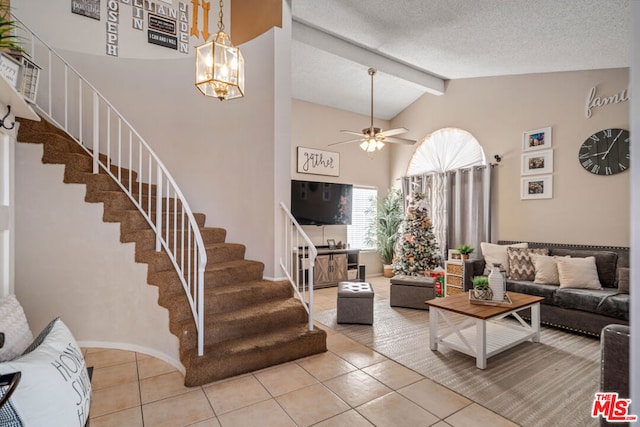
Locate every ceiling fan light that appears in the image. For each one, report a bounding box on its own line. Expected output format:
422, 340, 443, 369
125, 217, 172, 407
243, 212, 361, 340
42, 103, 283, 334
376, 140, 385, 150
360, 141, 369, 151
367, 141, 377, 152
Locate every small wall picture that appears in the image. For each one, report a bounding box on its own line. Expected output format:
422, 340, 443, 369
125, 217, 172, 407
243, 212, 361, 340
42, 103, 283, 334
327, 239, 336, 250
523, 127, 552, 152
521, 175, 553, 200
0, 52, 22, 89
521, 149, 553, 175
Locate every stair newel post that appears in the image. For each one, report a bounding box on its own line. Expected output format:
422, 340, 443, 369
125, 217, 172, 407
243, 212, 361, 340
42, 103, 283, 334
155, 164, 163, 252
307, 247, 317, 331
92, 92, 99, 174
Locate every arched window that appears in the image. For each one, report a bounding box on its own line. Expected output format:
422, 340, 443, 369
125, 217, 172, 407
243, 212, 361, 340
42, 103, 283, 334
402, 128, 490, 264
406, 128, 486, 175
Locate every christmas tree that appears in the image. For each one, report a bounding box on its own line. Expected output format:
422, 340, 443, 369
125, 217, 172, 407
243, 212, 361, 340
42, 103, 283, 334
393, 192, 441, 276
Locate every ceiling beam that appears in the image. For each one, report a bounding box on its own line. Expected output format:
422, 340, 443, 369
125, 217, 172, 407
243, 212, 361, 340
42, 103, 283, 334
292, 19, 445, 96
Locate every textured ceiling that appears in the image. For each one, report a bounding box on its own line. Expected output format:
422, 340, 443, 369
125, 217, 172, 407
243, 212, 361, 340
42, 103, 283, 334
291, 0, 631, 120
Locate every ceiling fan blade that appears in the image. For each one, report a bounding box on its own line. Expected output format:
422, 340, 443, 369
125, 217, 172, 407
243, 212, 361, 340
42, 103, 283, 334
340, 130, 366, 137
380, 127, 409, 137
383, 136, 417, 145
328, 138, 365, 146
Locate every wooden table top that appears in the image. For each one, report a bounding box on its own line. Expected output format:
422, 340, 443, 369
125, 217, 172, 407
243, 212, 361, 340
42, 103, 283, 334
425, 292, 544, 320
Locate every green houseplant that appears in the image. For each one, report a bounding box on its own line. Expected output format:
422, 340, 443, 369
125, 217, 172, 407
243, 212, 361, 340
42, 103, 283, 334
472, 276, 492, 300
366, 188, 404, 277
0, 4, 24, 53
455, 244, 474, 260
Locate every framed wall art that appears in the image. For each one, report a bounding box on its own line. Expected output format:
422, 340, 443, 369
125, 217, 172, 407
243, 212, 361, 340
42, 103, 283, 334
523, 127, 552, 152
521, 175, 553, 200
297, 147, 340, 177
0, 52, 22, 89
521, 149, 553, 175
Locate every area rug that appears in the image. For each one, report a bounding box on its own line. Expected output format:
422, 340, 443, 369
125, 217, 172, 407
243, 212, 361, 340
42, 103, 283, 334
315, 300, 600, 427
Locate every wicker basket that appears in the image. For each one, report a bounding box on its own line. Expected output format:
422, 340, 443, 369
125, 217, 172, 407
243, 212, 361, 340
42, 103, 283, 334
446, 263, 463, 275
446, 274, 462, 286
446, 285, 463, 296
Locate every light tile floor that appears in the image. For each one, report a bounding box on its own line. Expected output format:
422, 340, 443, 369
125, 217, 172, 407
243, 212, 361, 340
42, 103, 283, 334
86, 276, 517, 427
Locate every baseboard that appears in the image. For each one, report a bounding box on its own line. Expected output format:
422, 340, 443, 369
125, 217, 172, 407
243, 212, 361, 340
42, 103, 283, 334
77, 340, 184, 374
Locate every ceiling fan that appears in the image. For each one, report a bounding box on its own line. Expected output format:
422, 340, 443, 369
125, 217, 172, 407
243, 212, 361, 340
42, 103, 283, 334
330, 68, 416, 152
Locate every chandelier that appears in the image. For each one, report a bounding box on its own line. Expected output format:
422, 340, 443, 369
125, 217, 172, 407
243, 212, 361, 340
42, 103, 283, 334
195, 0, 245, 100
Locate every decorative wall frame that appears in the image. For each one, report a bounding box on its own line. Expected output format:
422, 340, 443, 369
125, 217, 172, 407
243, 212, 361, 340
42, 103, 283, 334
0, 52, 22, 89
297, 147, 340, 177
521, 149, 553, 175
521, 175, 553, 200
523, 127, 552, 152
448, 249, 462, 262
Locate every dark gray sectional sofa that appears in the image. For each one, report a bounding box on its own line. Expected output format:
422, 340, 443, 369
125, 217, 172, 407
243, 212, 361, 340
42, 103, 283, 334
462, 241, 629, 337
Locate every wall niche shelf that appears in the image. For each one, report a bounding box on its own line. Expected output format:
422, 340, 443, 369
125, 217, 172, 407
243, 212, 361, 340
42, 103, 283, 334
0, 74, 40, 122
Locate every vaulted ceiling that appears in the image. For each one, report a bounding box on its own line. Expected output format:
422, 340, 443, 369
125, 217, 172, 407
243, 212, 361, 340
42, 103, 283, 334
291, 0, 631, 120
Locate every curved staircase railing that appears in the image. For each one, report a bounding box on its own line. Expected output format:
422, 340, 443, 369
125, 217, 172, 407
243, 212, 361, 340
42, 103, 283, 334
14, 16, 208, 356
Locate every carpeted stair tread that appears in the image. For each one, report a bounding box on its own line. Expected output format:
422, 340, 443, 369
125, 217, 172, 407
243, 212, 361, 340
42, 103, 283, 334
102, 208, 206, 229
17, 117, 70, 141
147, 259, 264, 293
136, 242, 245, 272
120, 227, 227, 252
175, 298, 309, 350
182, 325, 327, 386
162, 280, 293, 322
202, 259, 265, 287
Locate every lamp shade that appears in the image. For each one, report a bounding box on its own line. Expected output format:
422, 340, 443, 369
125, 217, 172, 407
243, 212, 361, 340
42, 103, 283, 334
195, 32, 245, 100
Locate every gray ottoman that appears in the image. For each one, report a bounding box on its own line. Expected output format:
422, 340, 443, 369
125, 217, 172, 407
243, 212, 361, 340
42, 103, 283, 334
390, 275, 435, 310
337, 282, 374, 324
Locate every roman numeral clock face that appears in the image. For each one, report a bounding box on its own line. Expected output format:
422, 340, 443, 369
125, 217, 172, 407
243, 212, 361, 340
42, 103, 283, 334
579, 128, 630, 175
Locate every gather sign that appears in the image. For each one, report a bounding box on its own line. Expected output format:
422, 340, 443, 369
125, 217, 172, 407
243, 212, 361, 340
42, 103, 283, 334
585, 85, 630, 118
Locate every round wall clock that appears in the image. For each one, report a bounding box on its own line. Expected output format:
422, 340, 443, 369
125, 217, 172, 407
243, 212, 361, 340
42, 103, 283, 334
578, 128, 630, 175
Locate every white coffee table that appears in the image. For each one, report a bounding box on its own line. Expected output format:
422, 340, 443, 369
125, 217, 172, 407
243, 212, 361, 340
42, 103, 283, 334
425, 291, 544, 369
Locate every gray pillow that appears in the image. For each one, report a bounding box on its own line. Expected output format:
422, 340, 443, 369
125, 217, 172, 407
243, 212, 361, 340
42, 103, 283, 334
617, 267, 629, 294
550, 249, 618, 287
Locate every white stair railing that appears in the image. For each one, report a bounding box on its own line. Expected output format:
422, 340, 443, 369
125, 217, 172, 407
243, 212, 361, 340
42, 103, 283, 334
280, 202, 316, 330
15, 16, 208, 356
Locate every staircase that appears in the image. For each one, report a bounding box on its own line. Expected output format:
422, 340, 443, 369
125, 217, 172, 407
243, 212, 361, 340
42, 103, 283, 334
17, 117, 327, 386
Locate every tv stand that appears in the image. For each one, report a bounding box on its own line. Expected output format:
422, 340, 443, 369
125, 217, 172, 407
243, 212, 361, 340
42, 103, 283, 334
295, 248, 360, 289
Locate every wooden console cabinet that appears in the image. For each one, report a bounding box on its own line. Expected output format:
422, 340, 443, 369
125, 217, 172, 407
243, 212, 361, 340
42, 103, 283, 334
296, 248, 360, 289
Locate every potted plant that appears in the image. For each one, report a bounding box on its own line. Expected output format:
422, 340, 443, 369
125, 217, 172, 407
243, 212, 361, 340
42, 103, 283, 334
0, 4, 24, 52
456, 244, 474, 260
472, 276, 492, 300
366, 188, 404, 277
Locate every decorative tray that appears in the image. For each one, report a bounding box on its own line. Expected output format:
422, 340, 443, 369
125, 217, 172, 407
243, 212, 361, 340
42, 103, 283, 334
469, 292, 513, 307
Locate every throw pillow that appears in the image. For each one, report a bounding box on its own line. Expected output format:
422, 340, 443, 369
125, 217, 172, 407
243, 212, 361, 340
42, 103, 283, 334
507, 247, 550, 281
530, 253, 563, 285
0, 318, 92, 427
556, 256, 602, 289
0, 294, 33, 362
480, 242, 528, 274
616, 267, 630, 293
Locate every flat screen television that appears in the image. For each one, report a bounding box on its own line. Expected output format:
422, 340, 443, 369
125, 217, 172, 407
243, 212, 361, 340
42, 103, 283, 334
291, 180, 353, 225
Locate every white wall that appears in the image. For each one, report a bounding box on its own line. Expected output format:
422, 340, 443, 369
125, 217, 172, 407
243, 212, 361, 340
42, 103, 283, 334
291, 99, 393, 275
390, 68, 630, 246
15, 143, 181, 368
